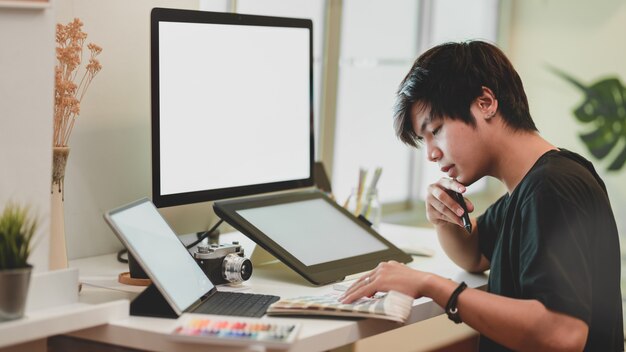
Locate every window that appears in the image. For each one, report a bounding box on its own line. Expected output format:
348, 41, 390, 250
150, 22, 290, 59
332, 0, 500, 210
331, 0, 420, 207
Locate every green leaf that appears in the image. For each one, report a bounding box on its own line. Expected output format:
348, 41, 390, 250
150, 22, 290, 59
549, 66, 626, 171
0, 203, 37, 270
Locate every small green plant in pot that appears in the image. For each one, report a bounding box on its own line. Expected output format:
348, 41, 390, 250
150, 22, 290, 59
0, 203, 37, 322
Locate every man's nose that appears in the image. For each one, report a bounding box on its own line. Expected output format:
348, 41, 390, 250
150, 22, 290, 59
426, 144, 441, 162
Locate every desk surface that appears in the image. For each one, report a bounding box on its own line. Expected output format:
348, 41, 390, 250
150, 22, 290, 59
0, 268, 127, 350
67, 223, 487, 352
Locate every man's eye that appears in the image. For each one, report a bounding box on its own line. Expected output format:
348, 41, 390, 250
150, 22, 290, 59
432, 126, 441, 135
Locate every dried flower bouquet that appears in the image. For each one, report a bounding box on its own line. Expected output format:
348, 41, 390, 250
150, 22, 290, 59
54, 18, 102, 147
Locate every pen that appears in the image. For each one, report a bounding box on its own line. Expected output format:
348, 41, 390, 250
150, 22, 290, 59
448, 190, 472, 234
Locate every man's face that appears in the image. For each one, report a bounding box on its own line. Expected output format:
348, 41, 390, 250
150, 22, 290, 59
411, 103, 488, 186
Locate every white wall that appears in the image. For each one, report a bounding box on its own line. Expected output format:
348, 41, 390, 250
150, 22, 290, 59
506, 0, 626, 235
0, 4, 55, 272
54, 0, 224, 259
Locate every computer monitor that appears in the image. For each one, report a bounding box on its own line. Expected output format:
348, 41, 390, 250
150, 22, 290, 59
151, 8, 314, 208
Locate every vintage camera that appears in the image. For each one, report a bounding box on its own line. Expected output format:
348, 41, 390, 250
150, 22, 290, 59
192, 241, 253, 285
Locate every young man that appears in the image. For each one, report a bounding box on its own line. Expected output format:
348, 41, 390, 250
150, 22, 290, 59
340, 41, 623, 351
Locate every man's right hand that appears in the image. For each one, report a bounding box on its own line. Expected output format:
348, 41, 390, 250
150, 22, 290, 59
425, 177, 474, 229
425, 177, 488, 273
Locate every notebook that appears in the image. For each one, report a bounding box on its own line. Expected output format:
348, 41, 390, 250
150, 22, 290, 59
104, 198, 279, 319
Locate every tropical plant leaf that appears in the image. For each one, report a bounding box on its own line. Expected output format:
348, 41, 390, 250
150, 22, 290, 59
549, 66, 626, 171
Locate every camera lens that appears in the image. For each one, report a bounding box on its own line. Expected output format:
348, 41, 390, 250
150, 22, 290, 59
222, 253, 253, 283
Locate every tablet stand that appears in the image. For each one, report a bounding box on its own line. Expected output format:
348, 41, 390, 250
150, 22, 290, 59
130, 284, 178, 319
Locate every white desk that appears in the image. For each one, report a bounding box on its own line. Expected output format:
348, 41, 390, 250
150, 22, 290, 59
66, 223, 487, 352
0, 268, 127, 352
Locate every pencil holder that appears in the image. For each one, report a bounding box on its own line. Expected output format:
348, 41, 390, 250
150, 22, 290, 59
347, 187, 382, 230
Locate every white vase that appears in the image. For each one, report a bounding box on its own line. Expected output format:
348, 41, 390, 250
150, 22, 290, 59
50, 147, 69, 270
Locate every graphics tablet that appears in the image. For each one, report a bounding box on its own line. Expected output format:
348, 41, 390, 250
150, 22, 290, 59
213, 191, 412, 285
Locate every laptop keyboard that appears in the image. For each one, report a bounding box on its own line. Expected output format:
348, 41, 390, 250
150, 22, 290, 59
196, 291, 280, 317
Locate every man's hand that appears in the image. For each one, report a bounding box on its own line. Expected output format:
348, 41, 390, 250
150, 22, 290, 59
426, 177, 474, 229
339, 261, 433, 304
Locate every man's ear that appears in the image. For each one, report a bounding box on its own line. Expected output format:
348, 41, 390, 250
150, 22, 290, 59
477, 86, 498, 119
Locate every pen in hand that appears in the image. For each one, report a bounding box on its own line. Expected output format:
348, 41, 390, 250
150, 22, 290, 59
447, 190, 472, 234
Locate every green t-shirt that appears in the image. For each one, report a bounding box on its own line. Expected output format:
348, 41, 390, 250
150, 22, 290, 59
477, 149, 623, 351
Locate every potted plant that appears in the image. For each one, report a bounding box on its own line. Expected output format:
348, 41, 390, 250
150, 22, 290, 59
0, 203, 37, 322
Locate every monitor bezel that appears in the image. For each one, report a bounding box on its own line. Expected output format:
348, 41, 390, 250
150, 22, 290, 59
150, 7, 315, 208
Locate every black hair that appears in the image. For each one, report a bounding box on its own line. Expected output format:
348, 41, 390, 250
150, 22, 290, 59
393, 40, 537, 147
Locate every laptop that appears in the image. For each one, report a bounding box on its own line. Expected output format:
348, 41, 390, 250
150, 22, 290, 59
104, 198, 279, 319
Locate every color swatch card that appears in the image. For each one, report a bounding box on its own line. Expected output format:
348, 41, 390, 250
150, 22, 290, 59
169, 314, 301, 349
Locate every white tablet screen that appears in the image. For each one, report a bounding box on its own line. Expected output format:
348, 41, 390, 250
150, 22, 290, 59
108, 200, 213, 314
237, 198, 389, 266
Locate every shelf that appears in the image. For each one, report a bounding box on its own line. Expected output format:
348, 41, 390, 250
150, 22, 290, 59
0, 268, 129, 349
0, 301, 128, 348
0, 1, 50, 10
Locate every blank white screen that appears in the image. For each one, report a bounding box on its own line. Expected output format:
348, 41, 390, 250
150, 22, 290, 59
158, 21, 311, 195
109, 201, 213, 313
237, 199, 389, 266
